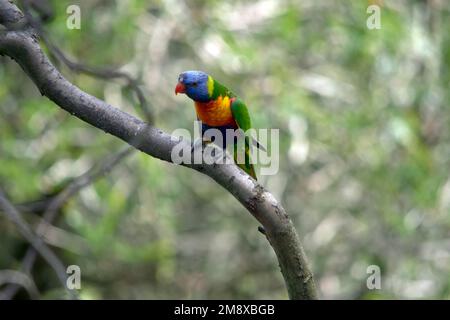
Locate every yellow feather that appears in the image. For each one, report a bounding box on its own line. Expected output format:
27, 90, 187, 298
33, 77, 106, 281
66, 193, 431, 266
207, 76, 214, 96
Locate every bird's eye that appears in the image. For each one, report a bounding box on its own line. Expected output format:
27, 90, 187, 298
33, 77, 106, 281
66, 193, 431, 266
192, 82, 198, 87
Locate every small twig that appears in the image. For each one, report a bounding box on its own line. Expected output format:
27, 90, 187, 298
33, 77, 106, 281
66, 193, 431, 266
0, 270, 40, 299
0, 189, 76, 299
33, 217, 88, 254
1, 146, 134, 299
28, 0, 53, 22
20, 0, 154, 123
39, 146, 134, 231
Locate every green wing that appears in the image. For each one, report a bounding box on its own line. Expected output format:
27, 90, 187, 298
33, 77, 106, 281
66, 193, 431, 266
231, 98, 252, 131
231, 99, 257, 180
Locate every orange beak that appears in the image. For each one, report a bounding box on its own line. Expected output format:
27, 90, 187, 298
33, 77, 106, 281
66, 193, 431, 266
175, 82, 186, 95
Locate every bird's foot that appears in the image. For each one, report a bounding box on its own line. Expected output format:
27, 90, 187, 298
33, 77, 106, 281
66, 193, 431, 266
191, 138, 212, 153
258, 226, 266, 235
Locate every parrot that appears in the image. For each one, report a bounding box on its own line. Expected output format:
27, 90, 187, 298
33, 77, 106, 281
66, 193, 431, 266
175, 70, 263, 180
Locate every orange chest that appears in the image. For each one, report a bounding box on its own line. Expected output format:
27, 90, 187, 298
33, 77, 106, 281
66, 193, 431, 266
194, 96, 236, 127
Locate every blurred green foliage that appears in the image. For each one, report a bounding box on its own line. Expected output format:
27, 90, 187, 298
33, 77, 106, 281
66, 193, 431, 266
0, 0, 449, 299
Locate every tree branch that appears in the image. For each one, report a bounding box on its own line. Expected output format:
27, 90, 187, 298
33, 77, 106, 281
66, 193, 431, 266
1, 146, 133, 299
0, 188, 76, 299
0, 269, 40, 299
20, 0, 154, 123
0, 0, 318, 299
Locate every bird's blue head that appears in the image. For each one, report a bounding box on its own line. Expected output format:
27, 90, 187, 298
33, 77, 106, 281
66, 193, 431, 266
175, 70, 211, 102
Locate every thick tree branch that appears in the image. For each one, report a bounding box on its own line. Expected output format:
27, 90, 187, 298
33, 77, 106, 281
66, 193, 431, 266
0, 0, 318, 299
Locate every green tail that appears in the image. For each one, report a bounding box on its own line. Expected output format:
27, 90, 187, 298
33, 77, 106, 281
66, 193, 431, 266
233, 136, 257, 180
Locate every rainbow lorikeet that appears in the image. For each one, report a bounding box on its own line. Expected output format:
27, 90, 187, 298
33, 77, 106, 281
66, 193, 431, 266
175, 70, 262, 180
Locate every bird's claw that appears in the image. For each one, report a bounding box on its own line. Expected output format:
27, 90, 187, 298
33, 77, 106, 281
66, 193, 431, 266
191, 138, 202, 153
191, 138, 212, 153
210, 146, 226, 162
191, 139, 226, 164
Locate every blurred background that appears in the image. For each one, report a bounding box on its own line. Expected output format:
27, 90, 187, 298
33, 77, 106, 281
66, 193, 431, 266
0, 0, 449, 299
